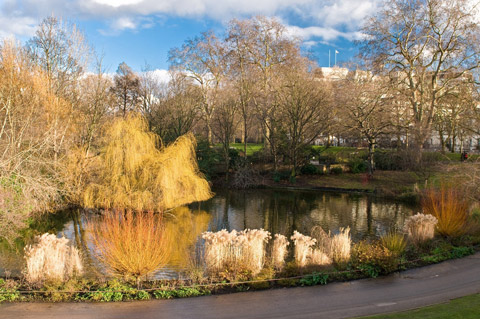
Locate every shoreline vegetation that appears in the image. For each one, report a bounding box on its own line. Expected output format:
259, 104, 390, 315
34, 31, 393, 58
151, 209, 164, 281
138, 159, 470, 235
0, 242, 477, 302
1, 4, 479, 310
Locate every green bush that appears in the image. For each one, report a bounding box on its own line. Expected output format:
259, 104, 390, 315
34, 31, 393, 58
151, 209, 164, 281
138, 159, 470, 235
273, 170, 291, 182
81, 280, 137, 302
0, 279, 20, 302
330, 167, 343, 175
153, 287, 210, 299
317, 154, 337, 164
196, 139, 222, 180
300, 164, 319, 175
374, 150, 402, 170
299, 273, 328, 286
348, 159, 367, 173
352, 241, 399, 277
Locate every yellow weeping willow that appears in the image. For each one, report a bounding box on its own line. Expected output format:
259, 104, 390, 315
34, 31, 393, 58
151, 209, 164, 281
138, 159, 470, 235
83, 114, 213, 211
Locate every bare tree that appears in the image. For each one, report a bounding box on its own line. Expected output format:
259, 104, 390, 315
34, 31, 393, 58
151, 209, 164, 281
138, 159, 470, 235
277, 63, 332, 177
26, 15, 90, 98
231, 16, 301, 170
226, 19, 258, 158
168, 31, 226, 144
112, 62, 141, 117
361, 0, 480, 157
150, 72, 201, 143
27, 16, 91, 164
337, 70, 393, 176
77, 57, 113, 157
212, 86, 239, 180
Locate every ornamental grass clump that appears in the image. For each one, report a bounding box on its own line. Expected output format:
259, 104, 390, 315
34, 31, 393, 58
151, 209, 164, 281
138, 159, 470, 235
241, 229, 271, 275
380, 231, 407, 256
202, 229, 239, 275
24, 233, 83, 285
404, 213, 438, 243
422, 187, 469, 237
290, 231, 316, 267
330, 227, 351, 264
202, 228, 271, 277
272, 234, 289, 270
88, 210, 170, 285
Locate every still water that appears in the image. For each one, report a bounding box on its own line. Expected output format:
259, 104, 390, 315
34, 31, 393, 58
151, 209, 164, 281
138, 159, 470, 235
1, 189, 416, 278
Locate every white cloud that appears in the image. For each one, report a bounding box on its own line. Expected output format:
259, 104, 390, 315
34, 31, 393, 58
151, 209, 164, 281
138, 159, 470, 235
93, 0, 143, 7
287, 25, 366, 42
145, 69, 171, 84
307, 0, 379, 28
0, 0, 378, 44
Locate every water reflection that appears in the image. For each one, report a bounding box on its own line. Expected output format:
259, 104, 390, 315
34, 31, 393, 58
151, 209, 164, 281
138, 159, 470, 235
0, 190, 415, 278
199, 189, 414, 241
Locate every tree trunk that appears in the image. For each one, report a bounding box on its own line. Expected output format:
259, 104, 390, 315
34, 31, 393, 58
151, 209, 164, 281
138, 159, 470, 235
367, 140, 375, 178
243, 120, 247, 159
439, 129, 445, 153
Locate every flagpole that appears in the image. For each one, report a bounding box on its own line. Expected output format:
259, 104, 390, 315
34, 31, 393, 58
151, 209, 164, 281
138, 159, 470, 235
335, 51, 337, 67
329, 50, 331, 67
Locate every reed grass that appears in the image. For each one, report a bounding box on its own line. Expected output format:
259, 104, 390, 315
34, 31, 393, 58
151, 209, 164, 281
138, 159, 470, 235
24, 233, 83, 285
290, 231, 316, 267
202, 229, 271, 277
330, 227, 351, 264
310, 248, 332, 265
422, 187, 469, 237
272, 234, 289, 270
404, 213, 438, 243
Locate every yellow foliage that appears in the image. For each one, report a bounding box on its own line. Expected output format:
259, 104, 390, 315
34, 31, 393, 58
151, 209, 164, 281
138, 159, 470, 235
422, 187, 469, 237
164, 207, 211, 268
89, 210, 170, 280
83, 114, 213, 211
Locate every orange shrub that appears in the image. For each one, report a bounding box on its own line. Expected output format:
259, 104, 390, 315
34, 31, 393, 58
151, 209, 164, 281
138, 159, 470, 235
89, 210, 170, 283
422, 186, 469, 237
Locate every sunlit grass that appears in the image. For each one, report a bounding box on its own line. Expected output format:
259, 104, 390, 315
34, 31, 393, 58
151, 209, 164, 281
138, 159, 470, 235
404, 213, 438, 243
363, 293, 480, 319
24, 233, 83, 285
229, 143, 264, 156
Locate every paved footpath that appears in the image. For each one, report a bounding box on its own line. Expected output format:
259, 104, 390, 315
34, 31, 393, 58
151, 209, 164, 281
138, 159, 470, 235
2, 253, 480, 319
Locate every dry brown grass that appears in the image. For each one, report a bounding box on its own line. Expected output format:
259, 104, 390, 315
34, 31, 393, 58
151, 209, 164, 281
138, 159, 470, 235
24, 233, 83, 285
404, 213, 438, 243
290, 231, 316, 267
422, 186, 469, 237
330, 227, 351, 264
88, 210, 170, 283
272, 234, 289, 270
311, 226, 350, 265
202, 229, 271, 277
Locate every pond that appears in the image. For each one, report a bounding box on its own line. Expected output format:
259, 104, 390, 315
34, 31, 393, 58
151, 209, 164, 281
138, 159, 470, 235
0, 189, 417, 279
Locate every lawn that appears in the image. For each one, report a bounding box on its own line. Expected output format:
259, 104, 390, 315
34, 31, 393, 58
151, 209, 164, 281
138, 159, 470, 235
361, 293, 480, 319
230, 143, 263, 156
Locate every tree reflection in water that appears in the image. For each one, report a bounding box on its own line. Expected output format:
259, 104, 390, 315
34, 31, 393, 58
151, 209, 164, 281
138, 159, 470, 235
0, 190, 415, 278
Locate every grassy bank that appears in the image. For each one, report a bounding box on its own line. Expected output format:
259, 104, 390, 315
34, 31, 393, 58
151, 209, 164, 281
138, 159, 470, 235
362, 293, 480, 319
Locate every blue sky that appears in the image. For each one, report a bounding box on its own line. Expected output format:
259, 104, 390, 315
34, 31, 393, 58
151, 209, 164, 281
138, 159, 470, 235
0, 0, 380, 73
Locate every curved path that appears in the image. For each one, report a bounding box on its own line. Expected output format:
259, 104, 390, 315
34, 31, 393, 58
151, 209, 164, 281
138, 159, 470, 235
2, 253, 480, 319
